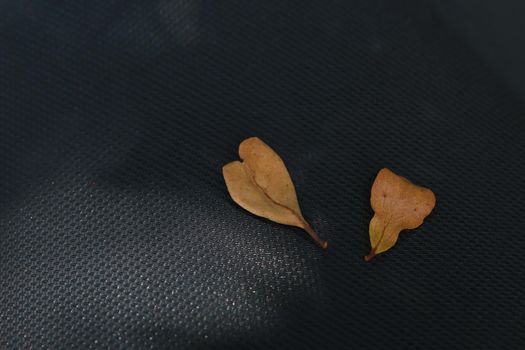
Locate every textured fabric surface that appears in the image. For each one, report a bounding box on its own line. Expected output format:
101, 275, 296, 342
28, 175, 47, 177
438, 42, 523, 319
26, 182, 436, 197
1, 1, 525, 349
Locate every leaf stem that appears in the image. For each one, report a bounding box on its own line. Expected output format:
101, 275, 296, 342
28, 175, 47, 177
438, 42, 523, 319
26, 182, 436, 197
364, 249, 376, 262
303, 222, 328, 249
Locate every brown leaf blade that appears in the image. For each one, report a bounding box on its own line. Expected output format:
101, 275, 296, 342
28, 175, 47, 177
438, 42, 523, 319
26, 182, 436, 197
223, 137, 328, 249
365, 168, 436, 261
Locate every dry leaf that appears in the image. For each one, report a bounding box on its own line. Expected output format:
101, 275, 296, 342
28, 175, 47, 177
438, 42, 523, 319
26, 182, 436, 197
222, 137, 328, 249
365, 168, 436, 261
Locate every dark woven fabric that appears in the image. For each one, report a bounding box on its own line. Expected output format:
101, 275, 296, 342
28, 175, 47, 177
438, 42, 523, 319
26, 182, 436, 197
1, 1, 524, 349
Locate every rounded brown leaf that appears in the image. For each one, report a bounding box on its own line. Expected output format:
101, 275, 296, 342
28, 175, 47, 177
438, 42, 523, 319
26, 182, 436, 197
365, 168, 436, 261
223, 137, 328, 249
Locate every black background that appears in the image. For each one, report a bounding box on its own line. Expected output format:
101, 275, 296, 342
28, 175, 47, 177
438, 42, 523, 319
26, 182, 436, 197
1, 1, 524, 349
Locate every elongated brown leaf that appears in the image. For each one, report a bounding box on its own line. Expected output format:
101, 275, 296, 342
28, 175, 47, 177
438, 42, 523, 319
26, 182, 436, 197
223, 137, 328, 249
365, 168, 436, 261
